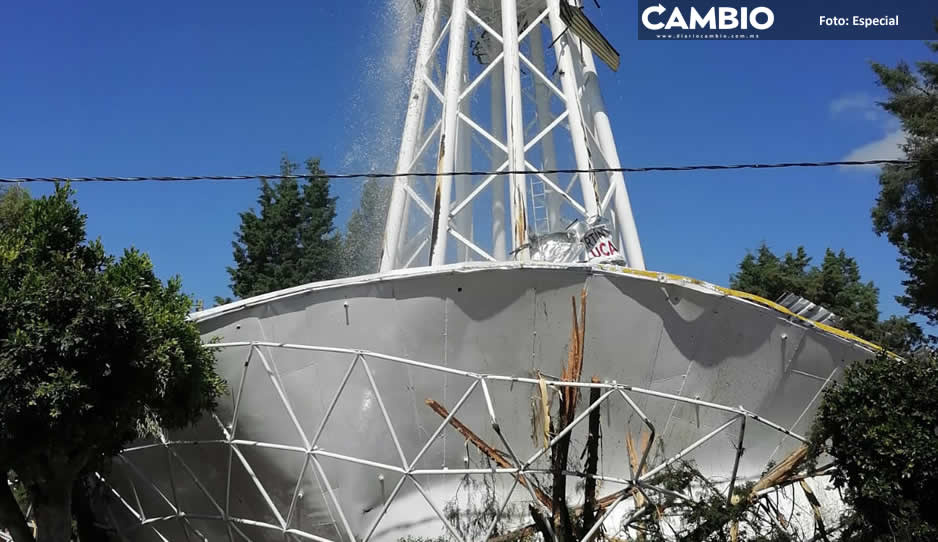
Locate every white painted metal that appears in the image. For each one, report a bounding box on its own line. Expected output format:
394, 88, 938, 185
93, 4, 869, 540
579, 41, 646, 270
501, 0, 530, 256
490, 62, 508, 260
380, 0, 439, 272
529, 22, 563, 232
381, 0, 646, 270
101, 262, 879, 541
429, 0, 469, 266
455, 43, 473, 262
547, 0, 601, 217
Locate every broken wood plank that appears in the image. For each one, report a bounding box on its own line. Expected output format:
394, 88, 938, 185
581, 376, 602, 535
750, 444, 809, 496
800, 478, 828, 540
424, 398, 552, 509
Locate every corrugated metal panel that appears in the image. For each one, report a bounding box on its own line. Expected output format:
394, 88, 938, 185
776, 292, 841, 327
559, 2, 620, 71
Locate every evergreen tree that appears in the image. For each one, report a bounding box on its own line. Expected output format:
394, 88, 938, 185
730, 244, 812, 302
340, 179, 391, 277
225, 155, 340, 299
730, 243, 921, 350
805, 39, 938, 541
871, 30, 938, 328
807, 248, 880, 341
876, 314, 926, 355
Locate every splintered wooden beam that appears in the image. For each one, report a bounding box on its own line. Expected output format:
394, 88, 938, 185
581, 376, 602, 531
553, 288, 588, 540
799, 479, 828, 539
424, 398, 552, 509
560, 288, 588, 426
561, 297, 579, 415
626, 431, 651, 513
750, 444, 809, 496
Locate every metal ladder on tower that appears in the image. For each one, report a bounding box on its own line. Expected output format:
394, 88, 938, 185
529, 173, 550, 235
526, 94, 550, 235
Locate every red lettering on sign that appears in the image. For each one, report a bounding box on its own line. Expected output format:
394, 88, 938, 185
587, 236, 622, 260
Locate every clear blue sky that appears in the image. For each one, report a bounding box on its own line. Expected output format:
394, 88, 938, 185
1, 1, 932, 328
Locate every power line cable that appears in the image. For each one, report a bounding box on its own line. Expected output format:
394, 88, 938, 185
0, 158, 920, 184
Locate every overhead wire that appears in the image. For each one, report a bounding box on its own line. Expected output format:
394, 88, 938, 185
0, 159, 921, 184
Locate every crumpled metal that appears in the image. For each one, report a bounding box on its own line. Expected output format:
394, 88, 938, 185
525, 228, 583, 263
517, 216, 626, 265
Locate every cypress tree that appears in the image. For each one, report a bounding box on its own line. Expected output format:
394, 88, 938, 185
225, 155, 340, 299
339, 179, 391, 277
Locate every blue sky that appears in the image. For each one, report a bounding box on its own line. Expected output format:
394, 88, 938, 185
1, 1, 933, 328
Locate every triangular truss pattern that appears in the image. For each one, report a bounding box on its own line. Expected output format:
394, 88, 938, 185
99, 341, 815, 541
381, 0, 646, 272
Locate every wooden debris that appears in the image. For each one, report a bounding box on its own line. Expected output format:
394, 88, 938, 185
581, 376, 602, 534
536, 372, 551, 449
529, 504, 553, 542
626, 431, 649, 509
750, 444, 809, 496
487, 524, 537, 542
800, 478, 828, 540
552, 289, 588, 540
424, 398, 552, 509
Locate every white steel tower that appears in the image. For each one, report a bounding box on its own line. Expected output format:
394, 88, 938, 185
380, 0, 645, 271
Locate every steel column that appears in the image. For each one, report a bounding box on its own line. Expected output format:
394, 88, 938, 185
428, 0, 469, 266
548, 0, 601, 218
501, 0, 530, 257
579, 40, 646, 269
380, 0, 440, 272
455, 44, 473, 262
490, 57, 508, 260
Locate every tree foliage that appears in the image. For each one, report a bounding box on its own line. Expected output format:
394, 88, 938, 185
870, 31, 938, 327
811, 352, 938, 541
0, 184, 223, 542
730, 243, 893, 343
340, 179, 391, 277
0, 185, 30, 231
224, 155, 340, 300
615, 462, 796, 542
731, 245, 813, 303
875, 314, 926, 355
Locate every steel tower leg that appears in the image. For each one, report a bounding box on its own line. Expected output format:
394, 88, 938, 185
490, 61, 508, 261
502, 0, 529, 257
455, 45, 473, 262
380, 0, 439, 272
429, 0, 469, 266
579, 41, 647, 269
547, 0, 601, 218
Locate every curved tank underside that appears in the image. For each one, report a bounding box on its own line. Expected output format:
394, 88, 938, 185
98, 262, 878, 541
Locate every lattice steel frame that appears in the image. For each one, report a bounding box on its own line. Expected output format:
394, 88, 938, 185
380, 0, 646, 272
99, 341, 816, 542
